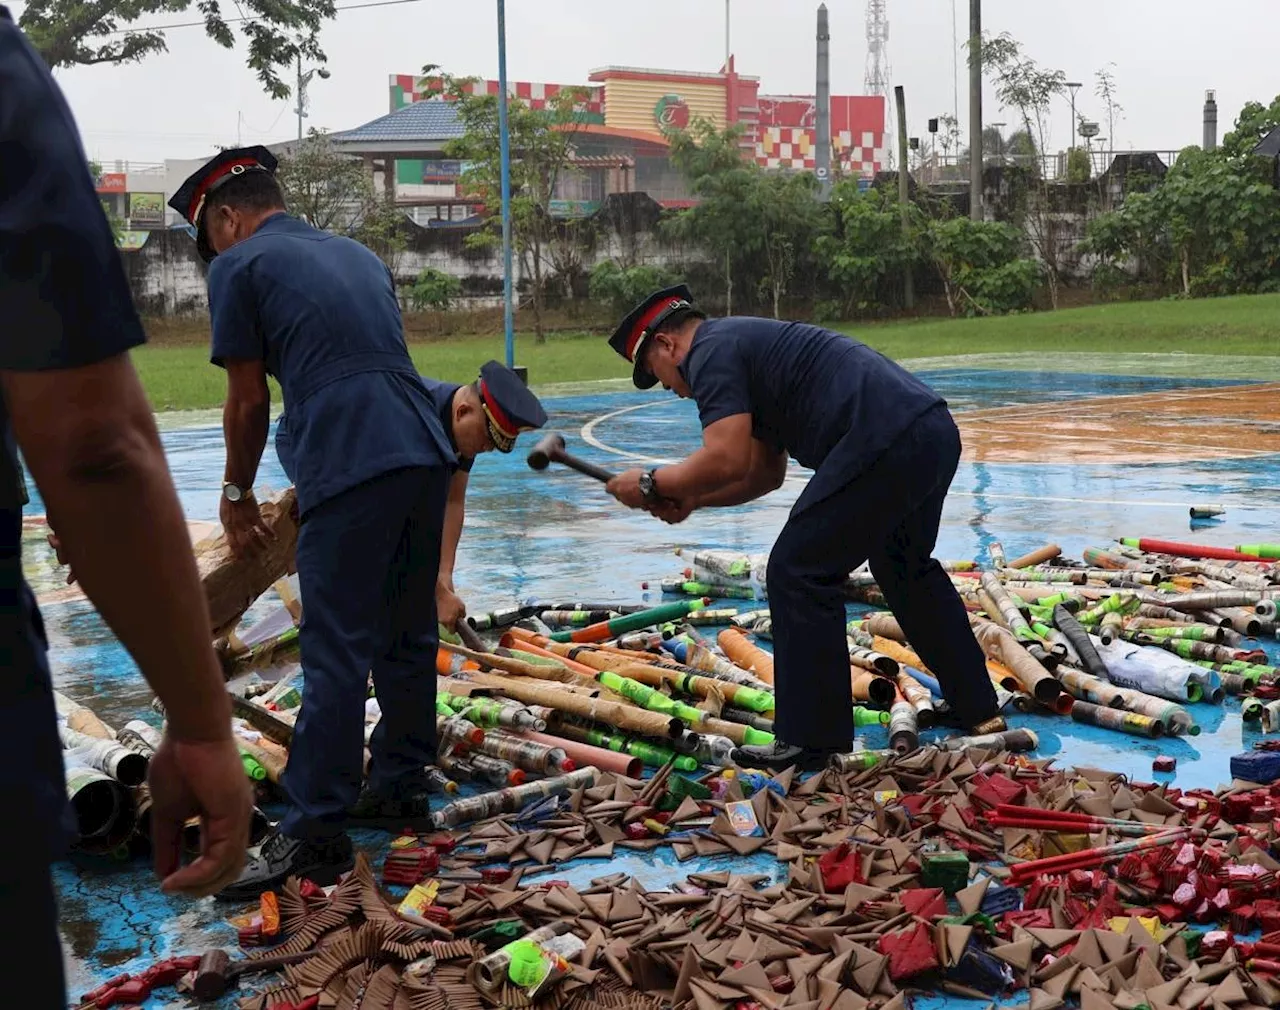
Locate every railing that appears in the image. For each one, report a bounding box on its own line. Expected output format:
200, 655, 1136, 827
911, 149, 1185, 185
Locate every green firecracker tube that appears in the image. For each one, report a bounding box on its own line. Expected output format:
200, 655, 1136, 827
741, 726, 775, 747
239, 750, 266, 781
1238, 543, 1280, 559
853, 706, 891, 727
549, 599, 708, 643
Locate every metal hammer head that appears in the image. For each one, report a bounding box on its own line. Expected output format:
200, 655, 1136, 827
527, 432, 566, 471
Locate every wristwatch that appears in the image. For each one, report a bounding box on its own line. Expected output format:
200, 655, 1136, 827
638, 469, 660, 503
222, 481, 250, 503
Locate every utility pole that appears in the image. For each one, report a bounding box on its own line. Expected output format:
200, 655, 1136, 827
294, 51, 330, 142
815, 4, 831, 199
895, 86, 914, 310
496, 0, 516, 372
968, 0, 982, 221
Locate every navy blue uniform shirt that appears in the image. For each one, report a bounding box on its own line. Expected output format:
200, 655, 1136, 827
207, 215, 454, 514
420, 377, 474, 474
678, 317, 944, 513
0, 7, 146, 859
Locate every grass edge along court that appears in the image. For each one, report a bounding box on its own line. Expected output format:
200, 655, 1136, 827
133, 292, 1280, 411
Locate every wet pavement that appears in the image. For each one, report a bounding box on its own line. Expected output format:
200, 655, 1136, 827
33, 357, 1280, 1007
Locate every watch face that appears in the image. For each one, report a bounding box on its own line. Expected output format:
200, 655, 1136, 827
224, 483, 242, 502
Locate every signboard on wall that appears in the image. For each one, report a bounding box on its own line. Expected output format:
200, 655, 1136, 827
548, 199, 599, 218
95, 172, 127, 193
117, 231, 150, 251
128, 192, 165, 226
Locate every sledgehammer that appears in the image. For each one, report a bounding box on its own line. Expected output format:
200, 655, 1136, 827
526, 432, 615, 484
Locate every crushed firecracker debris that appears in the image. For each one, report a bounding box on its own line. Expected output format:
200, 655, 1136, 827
129, 745, 1280, 1010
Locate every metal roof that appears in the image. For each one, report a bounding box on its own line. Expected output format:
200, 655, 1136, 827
332, 101, 464, 143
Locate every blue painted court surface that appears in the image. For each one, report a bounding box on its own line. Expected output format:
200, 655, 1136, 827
34, 362, 1280, 1005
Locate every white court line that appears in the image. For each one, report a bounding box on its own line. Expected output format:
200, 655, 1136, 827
578, 400, 1280, 512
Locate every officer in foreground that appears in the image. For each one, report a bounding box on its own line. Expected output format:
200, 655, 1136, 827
604, 286, 1000, 771
2, 10, 251, 1000
169, 148, 462, 898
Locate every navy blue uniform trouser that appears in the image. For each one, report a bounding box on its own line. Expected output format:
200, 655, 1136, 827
280, 465, 449, 840
768, 405, 998, 750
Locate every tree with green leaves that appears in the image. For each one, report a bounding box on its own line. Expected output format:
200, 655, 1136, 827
974, 31, 1070, 307
664, 121, 827, 318
1221, 95, 1280, 160
276, 130, 376, 233
1082, 142, 1280, 298
18, 0, 334, 98
276, 131, 406, 273
433, 72, 590, 343
922, 216, 1041, 317
816, 182, 917, 316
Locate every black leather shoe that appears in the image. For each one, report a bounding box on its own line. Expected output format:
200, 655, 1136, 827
732, 740, 847, 773
347, 786, 433, 833
215, 830, 354, 902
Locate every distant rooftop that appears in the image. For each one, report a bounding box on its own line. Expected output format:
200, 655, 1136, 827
587, 64, 760, 83
332, 101, 464, 144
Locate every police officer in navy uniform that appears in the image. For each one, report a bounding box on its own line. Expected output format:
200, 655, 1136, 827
419, 361, 547, 627
168, 148, 472, 898
275, 360, 548, 629
2, 12, 251, 1000
605, 286, 1000, 770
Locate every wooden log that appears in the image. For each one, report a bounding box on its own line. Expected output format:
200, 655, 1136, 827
198, 487, 300, 640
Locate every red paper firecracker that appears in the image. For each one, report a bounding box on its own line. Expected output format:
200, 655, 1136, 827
1201, 931, 1235, 960
818, 842, 865, 892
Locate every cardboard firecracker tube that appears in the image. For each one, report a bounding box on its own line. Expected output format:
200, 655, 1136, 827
53, 691, 116, 740
717, 628, 775, 685
516, 729, 643, 778
467, 671, 686, 739
851, 669, 897, 708
1007, 544, 1062, 569
537, 641, 773, 713
864, 613, 907, 643
969, 619, 1066, 708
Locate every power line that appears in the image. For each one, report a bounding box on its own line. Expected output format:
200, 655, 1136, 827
108, 0, 426, 36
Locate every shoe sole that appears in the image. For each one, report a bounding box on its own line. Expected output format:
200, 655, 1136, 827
215, 852, 356, 903
731, 748, 831, 774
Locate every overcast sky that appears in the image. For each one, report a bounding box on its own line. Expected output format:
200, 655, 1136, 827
16, 0, 1280, 167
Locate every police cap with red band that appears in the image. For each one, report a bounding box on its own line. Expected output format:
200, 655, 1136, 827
476, 360, 547, 453
607, 284, 696, 389
168, 146, 278, 263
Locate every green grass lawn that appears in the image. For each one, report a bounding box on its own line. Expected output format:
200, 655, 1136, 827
135, 292, 1280, 411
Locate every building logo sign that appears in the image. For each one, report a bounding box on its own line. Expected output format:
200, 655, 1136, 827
95, 171, 127, 194
653, 94, 690, 130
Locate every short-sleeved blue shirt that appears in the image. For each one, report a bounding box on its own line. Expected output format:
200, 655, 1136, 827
207, 215, 454, 514
0, 7, 146, 860
678, 317, 944, 513
419, 377, 475, 474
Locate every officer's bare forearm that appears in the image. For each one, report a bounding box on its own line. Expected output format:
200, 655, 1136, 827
692, 441, 785, 507
696, 475, 769, 508
1, 357, 232, 743
439, 471, 468, 586
222, 395, 268, 489
655, 414, 754, 502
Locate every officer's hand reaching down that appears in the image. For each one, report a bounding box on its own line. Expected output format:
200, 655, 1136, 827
220, 494, 275, 558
